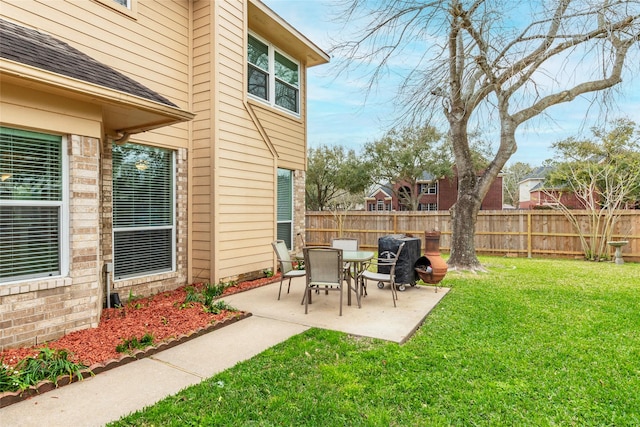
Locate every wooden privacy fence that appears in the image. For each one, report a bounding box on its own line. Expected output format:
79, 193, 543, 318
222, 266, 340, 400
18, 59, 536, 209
305, 210, 640, 262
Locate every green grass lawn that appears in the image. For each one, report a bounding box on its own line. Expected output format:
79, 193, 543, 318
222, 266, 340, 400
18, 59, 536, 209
109, 257, 640, 426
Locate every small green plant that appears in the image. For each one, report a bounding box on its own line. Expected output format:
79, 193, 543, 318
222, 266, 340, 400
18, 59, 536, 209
115, 333, 154, 354
201, 282, 225, 307
204, 300, 236, 315
180, 283, 238, 314
0, 347, 89, 392
0, 360, 19, 392
263, 269, 274, 278
184, 286, 200, 303
126, 289, 145, 308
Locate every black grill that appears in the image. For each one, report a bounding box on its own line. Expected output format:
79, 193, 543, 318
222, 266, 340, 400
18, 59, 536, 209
377, 234, 422, 285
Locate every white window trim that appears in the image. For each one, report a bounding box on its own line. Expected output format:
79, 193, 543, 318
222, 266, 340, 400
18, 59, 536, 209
92, 0, 137, 19
420, 182, 438, 194
248, 32, 301, 117
61, 137, 70, 279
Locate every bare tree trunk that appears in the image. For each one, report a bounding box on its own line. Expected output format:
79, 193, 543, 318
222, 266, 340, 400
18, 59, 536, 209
446, 120, 486, 271
449, 189, 483, 271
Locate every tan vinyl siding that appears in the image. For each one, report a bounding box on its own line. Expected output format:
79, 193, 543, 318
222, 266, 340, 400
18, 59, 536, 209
190, 1, 216, 282
249, 102, 306, 170
2, 0, 190, 149
214, 0, 276, 280
0, 84, 102, 138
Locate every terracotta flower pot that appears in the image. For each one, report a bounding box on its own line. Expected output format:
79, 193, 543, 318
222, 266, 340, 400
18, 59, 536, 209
414, 231, 448, 284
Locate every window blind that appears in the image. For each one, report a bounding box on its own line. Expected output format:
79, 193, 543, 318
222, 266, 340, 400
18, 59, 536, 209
0, 127, 61, 201
277, 169, 293, 248
0, 206, 60, 281
112, 143, 174, 279
0, 127, 62, 282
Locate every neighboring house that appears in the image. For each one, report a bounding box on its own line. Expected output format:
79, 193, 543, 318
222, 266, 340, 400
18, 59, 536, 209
518, 166, 584, 209
365, 185, 394, 211
365, 172, 503, 211
0, 0, 328, 351
518, 166, 550, 209
528, 183, 584, 209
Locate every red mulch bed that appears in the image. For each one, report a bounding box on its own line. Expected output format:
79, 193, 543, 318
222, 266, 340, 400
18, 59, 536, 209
0, 275, 280, 368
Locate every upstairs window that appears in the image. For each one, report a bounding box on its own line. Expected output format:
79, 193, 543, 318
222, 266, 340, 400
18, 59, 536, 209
94, 0, 136, 17
248, 34, 300, 115
420, 182, 438, 194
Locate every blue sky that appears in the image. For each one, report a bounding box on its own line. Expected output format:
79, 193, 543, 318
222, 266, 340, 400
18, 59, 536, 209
264, 0, 640, 167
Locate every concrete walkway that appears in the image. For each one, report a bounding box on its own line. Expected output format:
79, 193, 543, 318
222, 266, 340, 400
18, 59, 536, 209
0, 278, 448, 426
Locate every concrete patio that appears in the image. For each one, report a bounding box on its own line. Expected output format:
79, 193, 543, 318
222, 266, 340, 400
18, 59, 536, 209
223, 276, 450, 344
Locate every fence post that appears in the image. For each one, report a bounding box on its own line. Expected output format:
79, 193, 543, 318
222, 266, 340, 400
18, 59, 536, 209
527, 212, 532, 258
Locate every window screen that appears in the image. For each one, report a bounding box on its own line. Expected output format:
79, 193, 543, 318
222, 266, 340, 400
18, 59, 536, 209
275, 52, 299, 112
248, 35, 269, 100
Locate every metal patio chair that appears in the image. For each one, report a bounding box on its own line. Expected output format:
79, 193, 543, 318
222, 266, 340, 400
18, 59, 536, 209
361, 242, 405, 307
303, 247, 344, 316
272, 240, 306, 300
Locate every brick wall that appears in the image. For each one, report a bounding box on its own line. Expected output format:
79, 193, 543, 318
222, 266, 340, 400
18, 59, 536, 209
438, 176, 458, 210
482, 175, 503, 209
293, 169, 306, 252
0, 135, 101, 351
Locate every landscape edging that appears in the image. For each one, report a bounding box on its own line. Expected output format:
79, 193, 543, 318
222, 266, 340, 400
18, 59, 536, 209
0, 312, 252, 408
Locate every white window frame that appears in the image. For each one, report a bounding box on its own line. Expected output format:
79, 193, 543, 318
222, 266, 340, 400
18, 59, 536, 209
419, 203, 438, 211
93, 0, 137, 18
112, 143, 176, 281
0, 129, 69, 284
247, 32, 300, 116
420, 182, 438, 194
